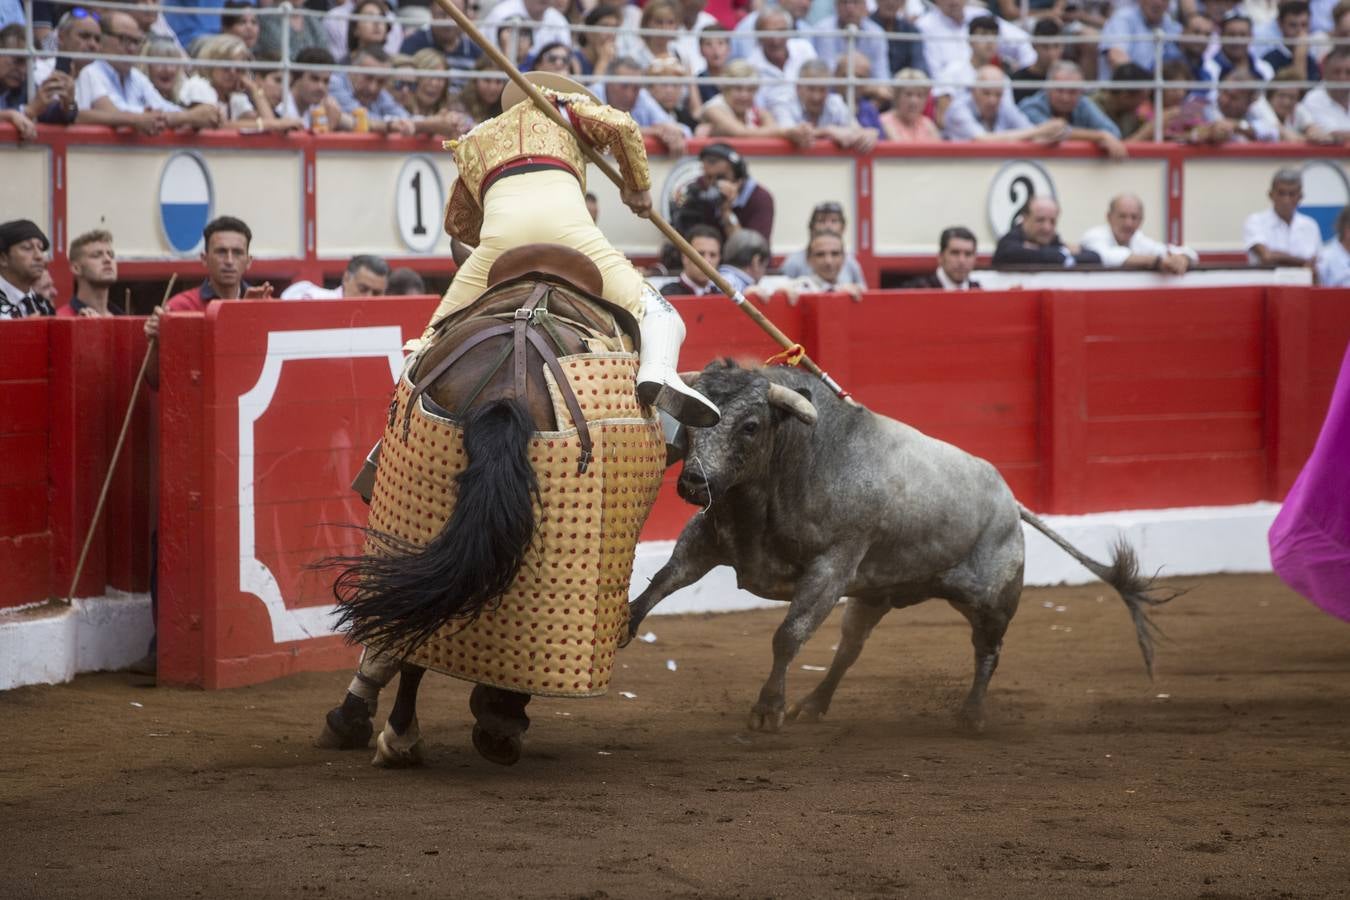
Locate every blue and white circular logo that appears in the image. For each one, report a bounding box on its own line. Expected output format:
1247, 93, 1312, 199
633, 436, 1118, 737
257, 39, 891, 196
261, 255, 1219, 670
1298, 160, 1350, 241
158, 152, 214, 254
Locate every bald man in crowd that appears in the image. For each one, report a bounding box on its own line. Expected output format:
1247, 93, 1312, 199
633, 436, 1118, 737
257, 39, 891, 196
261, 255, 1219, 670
993, 196, 1102, 267
1080, 193, 1197, 273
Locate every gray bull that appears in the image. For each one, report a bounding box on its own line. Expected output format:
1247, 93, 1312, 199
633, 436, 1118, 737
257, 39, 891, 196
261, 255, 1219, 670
627, 360, 1173, 733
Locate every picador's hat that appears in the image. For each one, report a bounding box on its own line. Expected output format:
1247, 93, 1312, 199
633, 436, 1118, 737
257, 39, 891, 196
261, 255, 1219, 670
502, 71, 600, 110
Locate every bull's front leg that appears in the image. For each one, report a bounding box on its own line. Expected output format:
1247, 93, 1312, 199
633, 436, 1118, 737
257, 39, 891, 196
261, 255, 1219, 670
625, 517, 721, 644
749, 557, 857, 733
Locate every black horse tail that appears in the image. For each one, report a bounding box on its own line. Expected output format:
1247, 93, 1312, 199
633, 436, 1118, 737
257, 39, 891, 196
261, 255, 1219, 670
1018, 505, 1183, 677
330, 399, 539, 659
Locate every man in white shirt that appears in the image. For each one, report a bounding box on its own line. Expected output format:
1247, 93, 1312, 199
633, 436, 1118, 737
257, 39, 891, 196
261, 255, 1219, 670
1243, 169, 1323, 266
1081, 193, 1198, 273
481, 0, 571, 55
768, 58, 878, 150
812, 0, 891, 81
1316, 205, 1350, 286
731, 0, 811, 61
1294, 45, 1350, 144
282, 255, 390, 300
916, 0, 1035, 81
75, 12, 217, 131
748, 5, 818, 113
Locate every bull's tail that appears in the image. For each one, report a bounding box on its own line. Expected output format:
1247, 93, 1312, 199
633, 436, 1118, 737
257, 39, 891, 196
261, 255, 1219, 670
329, 399, 539, 659
1018, 505, 1181, 676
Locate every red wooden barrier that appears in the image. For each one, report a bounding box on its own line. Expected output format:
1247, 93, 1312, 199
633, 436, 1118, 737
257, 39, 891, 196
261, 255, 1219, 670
4, 286, 1347, 686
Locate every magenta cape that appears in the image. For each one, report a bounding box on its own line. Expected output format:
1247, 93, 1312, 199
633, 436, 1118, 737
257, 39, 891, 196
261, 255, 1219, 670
1269, 339, 1350, 621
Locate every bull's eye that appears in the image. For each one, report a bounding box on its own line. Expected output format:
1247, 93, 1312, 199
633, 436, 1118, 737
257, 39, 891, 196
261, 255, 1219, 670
740, 420, 759, 437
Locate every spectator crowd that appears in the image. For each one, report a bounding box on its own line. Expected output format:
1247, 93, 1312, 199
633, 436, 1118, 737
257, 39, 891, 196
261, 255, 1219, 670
1, 0, 1348, 147
2, 0, 1349, 307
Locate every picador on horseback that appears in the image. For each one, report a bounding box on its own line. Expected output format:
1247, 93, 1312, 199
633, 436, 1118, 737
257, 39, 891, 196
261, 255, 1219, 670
316, 70, 721, 767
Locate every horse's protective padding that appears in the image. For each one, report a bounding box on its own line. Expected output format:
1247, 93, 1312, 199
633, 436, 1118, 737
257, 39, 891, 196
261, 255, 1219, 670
366, 352, 665, 697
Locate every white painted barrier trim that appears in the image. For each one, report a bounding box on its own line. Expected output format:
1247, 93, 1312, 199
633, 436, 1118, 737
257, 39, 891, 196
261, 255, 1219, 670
628, 502, 1281, 615
0, 503, 1280, 691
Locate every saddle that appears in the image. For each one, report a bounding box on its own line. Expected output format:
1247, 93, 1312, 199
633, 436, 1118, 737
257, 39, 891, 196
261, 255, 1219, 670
402, 244, 640, 475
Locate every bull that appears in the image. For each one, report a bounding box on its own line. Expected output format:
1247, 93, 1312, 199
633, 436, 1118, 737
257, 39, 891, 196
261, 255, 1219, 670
627, 360, 1174, 733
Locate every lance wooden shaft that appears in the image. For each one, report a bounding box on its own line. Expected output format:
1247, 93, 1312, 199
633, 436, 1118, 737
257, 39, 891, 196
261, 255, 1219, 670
428, 0, 850, 401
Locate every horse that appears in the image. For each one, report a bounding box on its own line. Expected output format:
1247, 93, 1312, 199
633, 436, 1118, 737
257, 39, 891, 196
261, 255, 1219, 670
317, 244, 666, 767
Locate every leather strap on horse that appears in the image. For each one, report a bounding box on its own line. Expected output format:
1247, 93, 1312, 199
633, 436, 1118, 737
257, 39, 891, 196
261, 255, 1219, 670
403, 283, 596, 474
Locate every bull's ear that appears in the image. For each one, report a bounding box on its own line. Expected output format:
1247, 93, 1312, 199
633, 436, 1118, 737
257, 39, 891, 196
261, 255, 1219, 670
767, 383, 817, 426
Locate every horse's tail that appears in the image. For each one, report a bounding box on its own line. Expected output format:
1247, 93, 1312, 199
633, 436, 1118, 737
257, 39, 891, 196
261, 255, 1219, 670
1018, 505, 1183, 677
331, 399, 539, 659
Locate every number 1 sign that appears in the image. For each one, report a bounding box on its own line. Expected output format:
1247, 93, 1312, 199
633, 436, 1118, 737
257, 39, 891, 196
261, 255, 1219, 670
396, 155, 446, 254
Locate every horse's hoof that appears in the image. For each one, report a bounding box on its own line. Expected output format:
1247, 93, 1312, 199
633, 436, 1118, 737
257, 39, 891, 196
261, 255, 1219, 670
747, 704, 785, 733
315, 707, 373, 750
472, 724, 523, 766
786, 696, 827, 724
371, 721, 424, 768
957, 704, 987, 736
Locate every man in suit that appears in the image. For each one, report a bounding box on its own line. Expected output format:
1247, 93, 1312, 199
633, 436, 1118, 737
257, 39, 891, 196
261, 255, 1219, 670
904, 226, 982, 290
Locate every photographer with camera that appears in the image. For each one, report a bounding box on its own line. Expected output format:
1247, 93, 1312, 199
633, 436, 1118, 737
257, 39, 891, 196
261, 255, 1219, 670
670, 143, 775, 253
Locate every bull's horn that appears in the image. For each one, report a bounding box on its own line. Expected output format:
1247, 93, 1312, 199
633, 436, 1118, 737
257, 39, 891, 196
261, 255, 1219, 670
767, 383, 818, 425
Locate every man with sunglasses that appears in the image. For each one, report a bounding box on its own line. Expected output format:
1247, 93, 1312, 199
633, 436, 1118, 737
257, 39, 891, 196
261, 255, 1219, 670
74, 11, 219, 132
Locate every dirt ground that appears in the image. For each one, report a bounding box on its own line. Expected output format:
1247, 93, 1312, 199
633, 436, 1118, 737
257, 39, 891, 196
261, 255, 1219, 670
2, 573, 1349, 899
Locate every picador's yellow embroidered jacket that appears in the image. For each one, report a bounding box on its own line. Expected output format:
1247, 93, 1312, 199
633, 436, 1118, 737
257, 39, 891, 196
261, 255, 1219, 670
443, 89, 651, 246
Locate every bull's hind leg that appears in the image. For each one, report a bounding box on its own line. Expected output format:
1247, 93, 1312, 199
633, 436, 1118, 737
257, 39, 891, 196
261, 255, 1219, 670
372, 663, 427, 768
316, 646, 400, 750
948, 579, 1020, 734
469, 684, 532, 766
787, 597, 890, 724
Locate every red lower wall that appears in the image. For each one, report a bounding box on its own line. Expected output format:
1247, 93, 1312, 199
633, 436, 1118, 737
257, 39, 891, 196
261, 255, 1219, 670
2, 288, 1347, 684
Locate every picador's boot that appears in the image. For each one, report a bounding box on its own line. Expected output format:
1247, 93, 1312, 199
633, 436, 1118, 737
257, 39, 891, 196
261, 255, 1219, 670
636, 285, 720, 429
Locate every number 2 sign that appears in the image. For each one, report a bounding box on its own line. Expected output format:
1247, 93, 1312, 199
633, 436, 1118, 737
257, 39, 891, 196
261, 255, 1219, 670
986, 160, 1056, 238
396, 156, 445, 254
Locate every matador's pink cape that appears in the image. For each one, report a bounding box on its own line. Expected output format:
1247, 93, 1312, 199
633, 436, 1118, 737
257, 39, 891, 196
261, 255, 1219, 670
1269, 339, 1350, 621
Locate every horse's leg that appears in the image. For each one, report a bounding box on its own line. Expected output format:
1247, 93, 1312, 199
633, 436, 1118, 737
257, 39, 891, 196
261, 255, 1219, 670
372, 663, 427, 768
316, 646, 400, 750
469, 683, 532, 766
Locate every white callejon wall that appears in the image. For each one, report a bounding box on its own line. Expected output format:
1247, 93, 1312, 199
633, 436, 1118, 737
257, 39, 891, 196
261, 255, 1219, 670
0, 504, 1280, 691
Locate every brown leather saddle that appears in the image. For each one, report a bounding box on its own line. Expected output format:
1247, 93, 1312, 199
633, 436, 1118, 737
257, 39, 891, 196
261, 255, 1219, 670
400, 244, 639, 475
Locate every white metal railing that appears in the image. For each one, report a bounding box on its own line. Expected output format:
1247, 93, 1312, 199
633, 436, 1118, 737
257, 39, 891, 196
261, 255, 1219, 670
5, 0, 1347, 143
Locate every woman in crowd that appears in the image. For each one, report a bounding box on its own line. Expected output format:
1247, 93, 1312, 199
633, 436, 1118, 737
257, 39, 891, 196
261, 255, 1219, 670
1127, 60, 1202, 141
461, 57, 505, 125
256, 0, 328, 60
180, 34, 303, 130
880, 68, 941, 142
530, 41, 580, 76
143, 37, 189, 106
347, 0, 391, 57
221, 1, 261, 53
496, 19, 535, 68
574, 4, 620, 77
629, 0, 685, 69
696, 58, 810, 143
646, 55, 699, 130
388, 53, 417, 113
407, 48, 456, 117
1253, 69, 1308, 142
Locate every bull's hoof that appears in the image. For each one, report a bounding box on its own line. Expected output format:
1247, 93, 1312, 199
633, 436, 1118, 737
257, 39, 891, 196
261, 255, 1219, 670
786, 694, 828, 724
472, 724, 523, 766
315, 706, 374, 750
747, 703, 786, 733
371, 720, 424, 768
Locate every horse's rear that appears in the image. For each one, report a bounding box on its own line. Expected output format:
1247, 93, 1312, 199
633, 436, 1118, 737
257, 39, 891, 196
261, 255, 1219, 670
324, 245, 665, 765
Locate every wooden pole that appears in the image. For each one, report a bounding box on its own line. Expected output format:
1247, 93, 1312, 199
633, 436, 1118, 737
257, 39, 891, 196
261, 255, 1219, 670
65, 275, 176, 604
427, 0, 851, 400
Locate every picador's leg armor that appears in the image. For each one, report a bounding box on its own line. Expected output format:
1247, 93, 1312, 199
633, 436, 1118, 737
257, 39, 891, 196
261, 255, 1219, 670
636, 285, 720, 429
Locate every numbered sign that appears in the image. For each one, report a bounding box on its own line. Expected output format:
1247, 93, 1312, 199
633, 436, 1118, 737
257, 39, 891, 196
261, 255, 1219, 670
396, 155, 444, 254
159, 151, 214, 255
986, 160, 1056, 237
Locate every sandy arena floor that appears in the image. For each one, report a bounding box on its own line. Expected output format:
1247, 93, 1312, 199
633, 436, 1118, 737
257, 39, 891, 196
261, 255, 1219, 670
2, 573, 1348, 899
